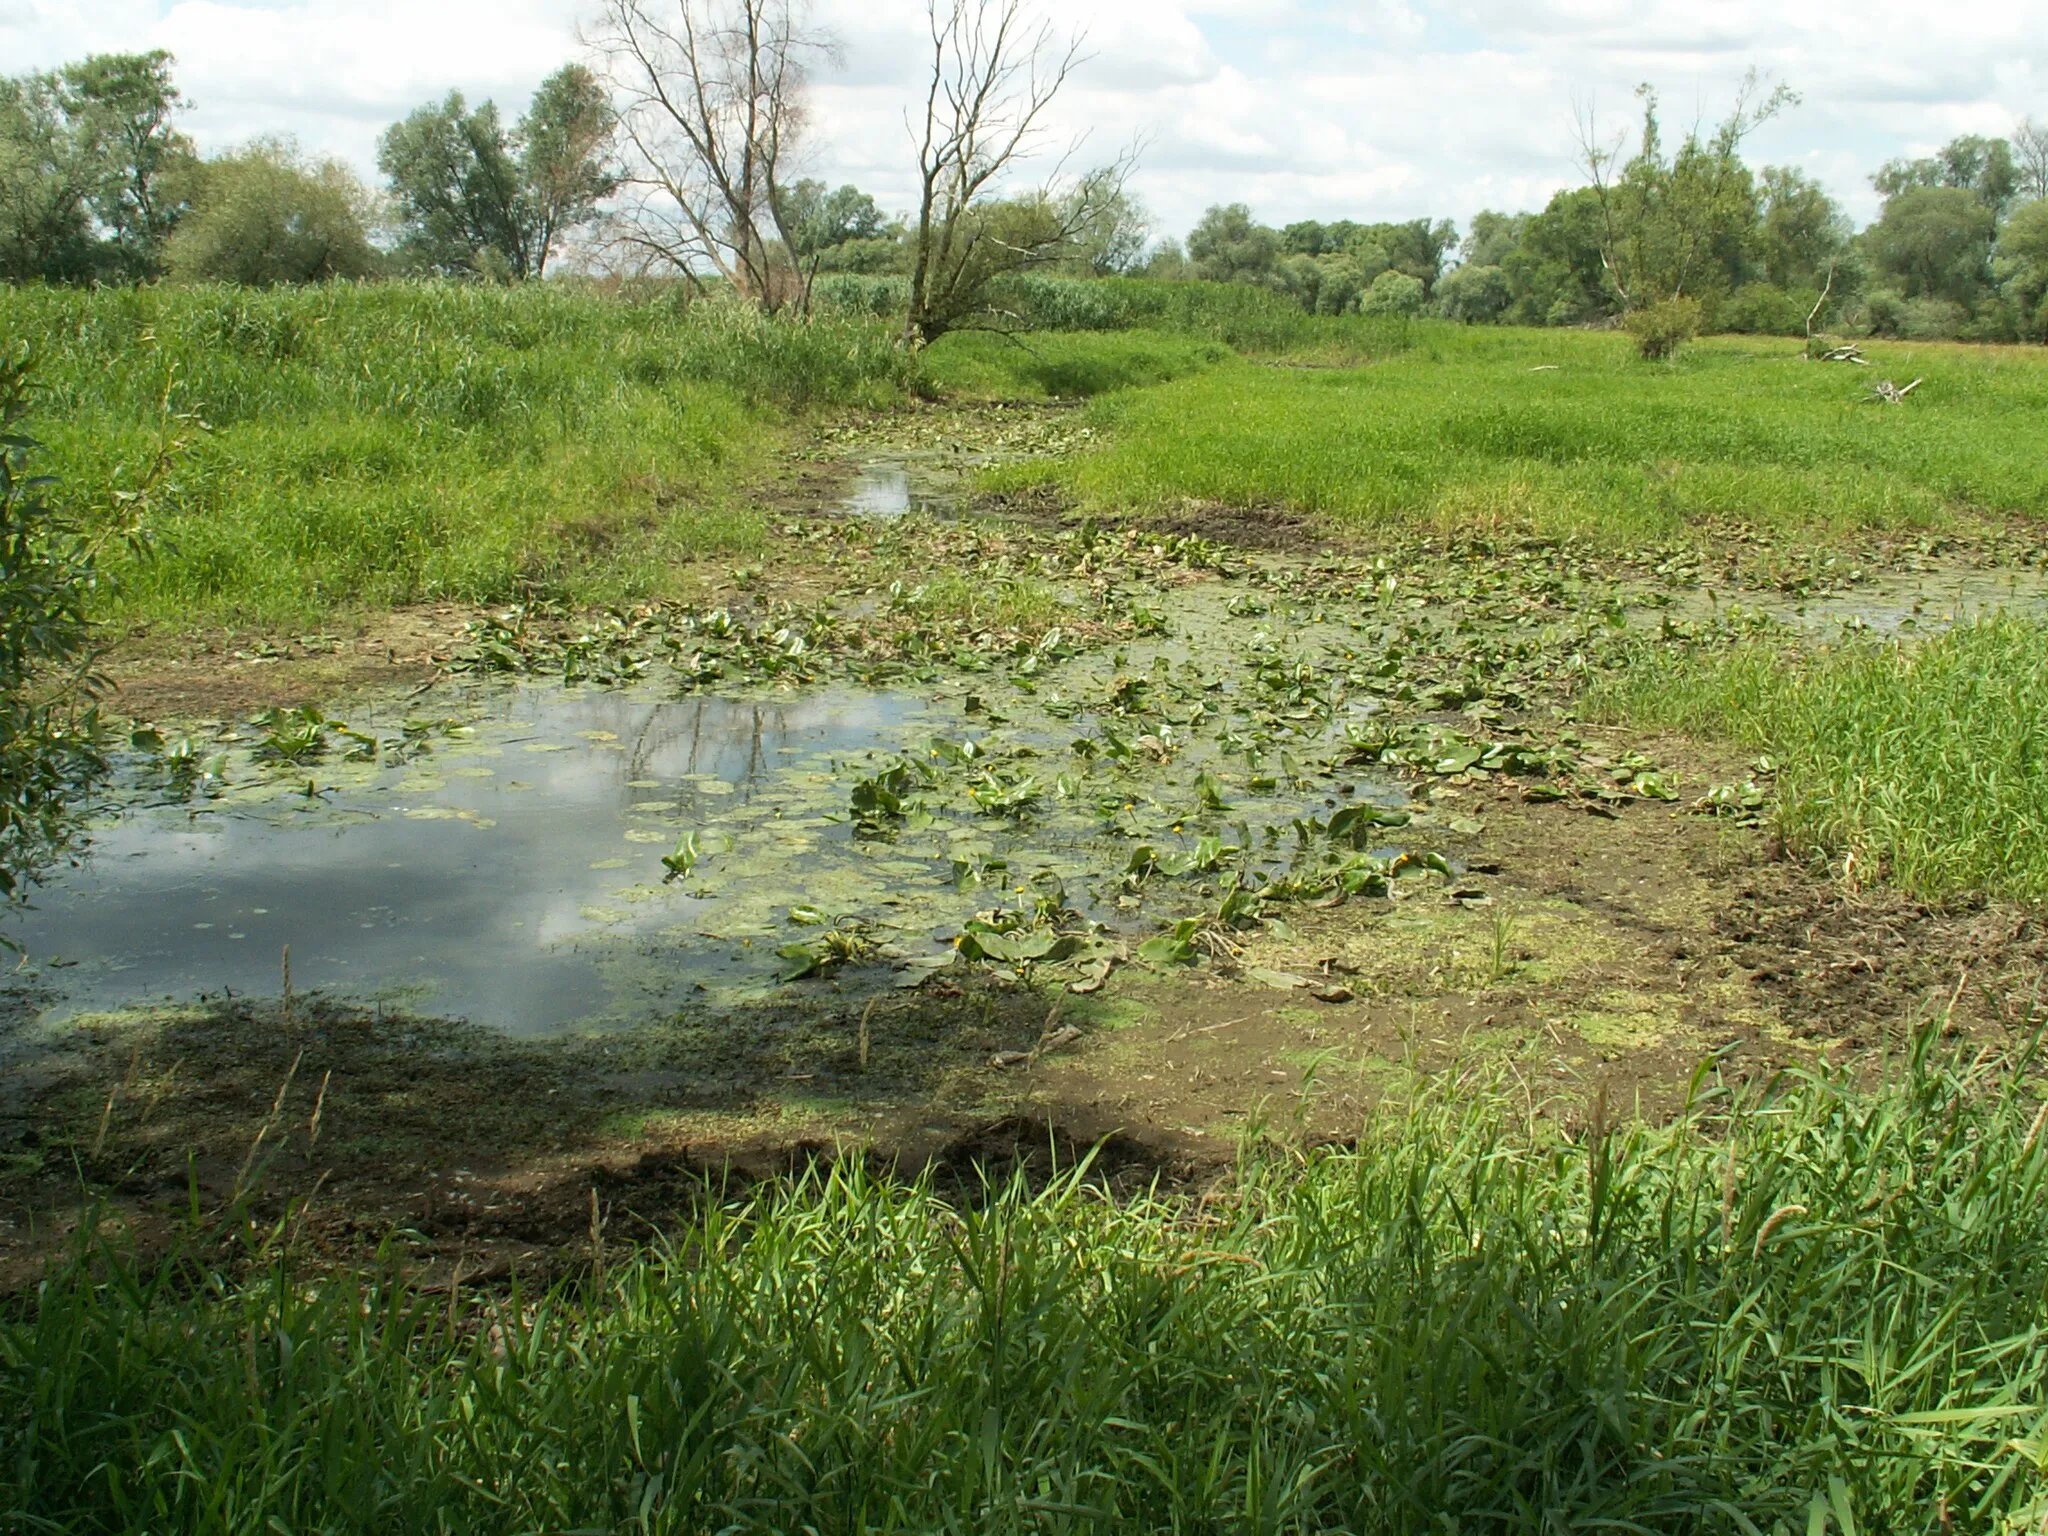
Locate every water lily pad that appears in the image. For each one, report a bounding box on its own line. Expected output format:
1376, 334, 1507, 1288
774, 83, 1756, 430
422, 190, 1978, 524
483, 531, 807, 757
1245, 966, 1308, 990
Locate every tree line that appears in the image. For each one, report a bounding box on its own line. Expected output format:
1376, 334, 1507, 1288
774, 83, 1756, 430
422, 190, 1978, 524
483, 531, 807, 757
1151, 83, 2048, 345
5, 20, 2045, 345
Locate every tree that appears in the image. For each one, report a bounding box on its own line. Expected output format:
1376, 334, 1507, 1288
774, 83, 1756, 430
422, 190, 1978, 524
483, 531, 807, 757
901, 0, 1128, 346
1187, 203, 1280, 285
1064, 177, 1149, 276
1995, 196, 2048, 340
1865, 185, 1996, 311
1875, 134, 2018, 214
1575, 72, 1794, 311
778, 179, 901, 273
1501, 186, 1609, 324
518, 65, 619, 276
165, 138, 381, 286
380, 92, 526, 277
1377, 218, 1457, 292
1142, 237, 1186, 279
1753, 166, 1848, 290
589, 0, 821, 311
2016, 118, 2048, 205
1461, 211, 1527, 270
60, 51, 194, 279
0, 72, 102, 283
0, 51, 194, 283
380, 67, 615, 280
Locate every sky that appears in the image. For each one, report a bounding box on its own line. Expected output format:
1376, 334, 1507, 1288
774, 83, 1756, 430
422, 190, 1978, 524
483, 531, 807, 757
4, 0, 2044, 246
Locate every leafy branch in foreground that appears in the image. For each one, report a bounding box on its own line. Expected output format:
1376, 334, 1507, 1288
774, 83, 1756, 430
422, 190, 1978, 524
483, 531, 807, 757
0, 353, 113, 904
0, 348, 172, 907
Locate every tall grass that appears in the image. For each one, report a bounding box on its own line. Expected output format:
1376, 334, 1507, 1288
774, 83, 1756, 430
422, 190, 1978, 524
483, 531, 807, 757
7, 1035, 2047, 1532
918, 328, 1231, 399
1594, 615, 2048, 903
818, 273, 1418, 357
1016, 328, 2048, 541
0, 283, 917, 625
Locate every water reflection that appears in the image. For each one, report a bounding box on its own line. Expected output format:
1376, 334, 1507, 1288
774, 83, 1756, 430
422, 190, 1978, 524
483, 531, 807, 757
839, 462, 950, 518
9, 684, 925, 1035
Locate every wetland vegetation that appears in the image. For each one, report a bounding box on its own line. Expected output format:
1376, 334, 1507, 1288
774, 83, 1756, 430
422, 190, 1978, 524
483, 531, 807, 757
6, 280, 2048, 1529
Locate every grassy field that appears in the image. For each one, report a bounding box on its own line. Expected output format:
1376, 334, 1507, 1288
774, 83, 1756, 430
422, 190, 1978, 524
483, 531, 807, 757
1009, 328, 2048, 541
9, 1036, 2048, 1533
17, 284, 2046, 630
0, 283, 1248, 628
1, 283, 921, 626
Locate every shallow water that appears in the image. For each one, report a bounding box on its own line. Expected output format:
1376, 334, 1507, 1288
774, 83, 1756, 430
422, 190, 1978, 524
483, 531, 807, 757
9, 655, 1408, 1035
1673, 567, 2048, 636
10, 685, 940, 1034
838, 461, 952, 518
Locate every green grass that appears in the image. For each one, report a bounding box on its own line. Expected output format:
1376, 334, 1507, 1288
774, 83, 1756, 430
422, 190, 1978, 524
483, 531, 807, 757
1594, 615, 2048, 902
7, 1036, 2048, 1531
1005, 327, 2048, 542
1, 283, 917, 626
819, 273, 1421, 358
917, 328, 1231, 399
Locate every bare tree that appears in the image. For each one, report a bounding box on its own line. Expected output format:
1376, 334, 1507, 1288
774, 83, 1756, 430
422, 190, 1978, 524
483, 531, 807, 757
2016, 117, 2048, 204
901, 0, 1125, 346
587, 0, 824, 311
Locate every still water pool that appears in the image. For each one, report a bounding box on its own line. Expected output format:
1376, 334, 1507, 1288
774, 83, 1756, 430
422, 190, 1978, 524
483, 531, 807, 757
9, 684, 946, 1034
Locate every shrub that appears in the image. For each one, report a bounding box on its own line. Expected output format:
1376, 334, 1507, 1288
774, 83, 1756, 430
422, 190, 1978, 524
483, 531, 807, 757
1623, 296, 1703, 359
1899, 296, 1967, 340
1361, 269, 1427, 317
166, 138, 382, 286
1716, 282, 1815, 336
1861, 287, 1907, 338
1434, 262, 1511, 323
0, 353, 111, 904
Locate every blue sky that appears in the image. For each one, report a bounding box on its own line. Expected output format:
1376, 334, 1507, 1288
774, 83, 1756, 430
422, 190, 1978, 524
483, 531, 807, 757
4, 0, 2041, 245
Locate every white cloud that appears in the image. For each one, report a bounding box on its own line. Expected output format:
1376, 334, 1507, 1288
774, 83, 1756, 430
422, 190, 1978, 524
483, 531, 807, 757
5, 0, 2044, 244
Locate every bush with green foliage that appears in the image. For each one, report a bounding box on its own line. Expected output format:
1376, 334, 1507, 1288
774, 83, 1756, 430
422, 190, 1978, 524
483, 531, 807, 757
0, 354, 113, 905
1361, 268, 1427, 316
1623, 295, 1704, 359
1717, 281, 1817, 336
1434, 262, 1512, 323
165, 138, 381, 286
